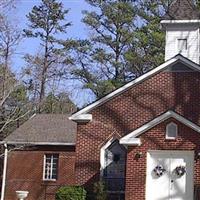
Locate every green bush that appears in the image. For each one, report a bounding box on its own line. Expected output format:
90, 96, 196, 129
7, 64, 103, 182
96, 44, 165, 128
56, 186, 87, 200
93, 181, 107, 200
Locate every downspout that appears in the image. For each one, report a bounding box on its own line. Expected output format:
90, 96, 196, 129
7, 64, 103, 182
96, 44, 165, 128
1, 143, 8, 200
198, 27, 200, 64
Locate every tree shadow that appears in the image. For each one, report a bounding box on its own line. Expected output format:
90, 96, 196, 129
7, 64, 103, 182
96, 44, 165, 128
173, 71, 200, 124
76, 65, 200, 200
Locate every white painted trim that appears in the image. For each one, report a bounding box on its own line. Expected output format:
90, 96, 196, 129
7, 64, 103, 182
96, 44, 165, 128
100, 138, 127, 193
176, 38, 188, 54
1, 144, 8, 200
166, 122, 178, 140
69, 114, 92, 122
42, 154, 46, 181
100, 137, 116, 177
119, 138, 141, 146
198, 27, 200, 64
120, 110, 200, 143
1, 141, 75, 146
177, 55, 200, 69
43, 154, 58, 181
70, 55, 200, 119
161, 20, 200, 24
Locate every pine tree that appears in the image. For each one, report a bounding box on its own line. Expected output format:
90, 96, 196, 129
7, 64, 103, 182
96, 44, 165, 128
24, 0, 71, 110
64, 1, 170, 98
42, 92, 76, 114
65, 1, 136, 98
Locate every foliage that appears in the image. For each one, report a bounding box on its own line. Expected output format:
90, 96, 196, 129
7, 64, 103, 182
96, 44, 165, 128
0, 0, 16, 15
93, 181, 107, 200
23, 0, 71, 107
1, 0, 196, 136
0, 16, 21, 64
0, 0, 76, 138
0, 68, 31, 136
24, 0, 70, 41
63, 1, 169, 98
0, 9, 30, 137
41, 92, 76, 114
125, 0, 168, 76
55, 186, 87, 200
62, 2, 136, 98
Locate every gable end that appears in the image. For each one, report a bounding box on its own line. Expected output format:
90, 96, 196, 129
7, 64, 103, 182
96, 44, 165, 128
70, 55, 200, 120
120, 111, 200, 146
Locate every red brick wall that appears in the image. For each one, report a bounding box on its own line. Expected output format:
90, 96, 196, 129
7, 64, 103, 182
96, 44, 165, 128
5, 145, 76, 200
125, 118, 200, 200
75, 71, 200, 197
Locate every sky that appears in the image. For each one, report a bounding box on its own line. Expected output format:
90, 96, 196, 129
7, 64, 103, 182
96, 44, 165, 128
13, 0, 91, 70
10, 0, 95, 106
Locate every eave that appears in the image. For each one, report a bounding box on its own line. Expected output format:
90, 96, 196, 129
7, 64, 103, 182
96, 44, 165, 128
0, 141, 76, 146
120, 110, 200, 146
70, 55, 200, 119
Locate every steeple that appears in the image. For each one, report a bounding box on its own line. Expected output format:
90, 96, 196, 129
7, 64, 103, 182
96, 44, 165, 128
161, 0, 200, 64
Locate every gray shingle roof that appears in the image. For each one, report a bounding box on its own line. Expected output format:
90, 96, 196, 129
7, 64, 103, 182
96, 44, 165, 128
4, 114, 76, 145
163, 0, 200, 20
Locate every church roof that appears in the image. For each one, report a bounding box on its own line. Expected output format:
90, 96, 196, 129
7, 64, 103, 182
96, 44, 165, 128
70, 54, 200, 120
163, 0, 200, 20
4, 114, 76, 145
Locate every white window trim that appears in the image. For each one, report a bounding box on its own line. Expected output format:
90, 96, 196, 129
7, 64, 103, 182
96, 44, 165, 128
43, 154, 58, 181
100, 137, 116, 177
100, 138, 126, 193
166, 122, 178, 140
176, 38, 188, 54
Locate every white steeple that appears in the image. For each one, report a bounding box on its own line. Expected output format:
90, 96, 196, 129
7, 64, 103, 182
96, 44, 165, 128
161, 0, 200, 64
161, 20, 200, 64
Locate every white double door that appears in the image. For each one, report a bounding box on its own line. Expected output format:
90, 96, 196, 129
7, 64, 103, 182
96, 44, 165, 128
146, 151, 194, 200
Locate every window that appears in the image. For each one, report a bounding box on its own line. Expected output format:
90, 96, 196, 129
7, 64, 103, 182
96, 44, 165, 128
102, 140, 126, 192
166, 122, 178, 140
43, 154, 59, 181
177, 39, 187, 53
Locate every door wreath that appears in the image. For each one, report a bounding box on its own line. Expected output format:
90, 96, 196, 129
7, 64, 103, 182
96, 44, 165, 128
175, 166, 186, 177
153, 165, 166, 177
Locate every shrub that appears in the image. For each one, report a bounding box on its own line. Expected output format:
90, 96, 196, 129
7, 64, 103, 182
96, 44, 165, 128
93, 181, 107, 200
56, 186, 87, 200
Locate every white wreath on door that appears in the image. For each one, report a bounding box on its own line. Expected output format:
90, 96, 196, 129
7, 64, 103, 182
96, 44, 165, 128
175, 166, 186, 177
153, 165, 166, 177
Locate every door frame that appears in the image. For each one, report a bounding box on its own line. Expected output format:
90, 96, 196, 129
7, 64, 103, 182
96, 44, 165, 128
145, 150, 194, 200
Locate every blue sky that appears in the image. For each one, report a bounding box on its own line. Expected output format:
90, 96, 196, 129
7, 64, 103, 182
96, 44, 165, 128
13, 0, 92, 71
11, 0, 95, 106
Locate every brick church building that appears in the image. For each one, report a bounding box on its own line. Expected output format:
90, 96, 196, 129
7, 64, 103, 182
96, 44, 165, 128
2, 0, 200, 199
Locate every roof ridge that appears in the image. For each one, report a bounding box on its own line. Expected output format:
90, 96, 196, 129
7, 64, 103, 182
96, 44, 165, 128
70, 54, 200, 119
